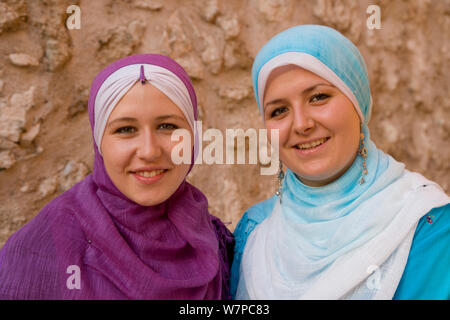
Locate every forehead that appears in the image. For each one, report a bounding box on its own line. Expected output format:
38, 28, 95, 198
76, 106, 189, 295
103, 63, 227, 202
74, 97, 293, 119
109, 82, 187, 120
263, 65, 330, 100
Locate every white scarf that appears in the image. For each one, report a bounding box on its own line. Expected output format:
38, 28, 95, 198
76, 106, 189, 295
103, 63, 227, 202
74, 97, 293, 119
237, 148, 449, 300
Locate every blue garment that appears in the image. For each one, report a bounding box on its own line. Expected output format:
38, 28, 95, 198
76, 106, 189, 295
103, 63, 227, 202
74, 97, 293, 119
230, 198, 450, 300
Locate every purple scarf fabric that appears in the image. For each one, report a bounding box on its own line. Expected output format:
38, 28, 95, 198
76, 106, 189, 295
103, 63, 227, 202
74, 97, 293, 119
0, 54, 233, 300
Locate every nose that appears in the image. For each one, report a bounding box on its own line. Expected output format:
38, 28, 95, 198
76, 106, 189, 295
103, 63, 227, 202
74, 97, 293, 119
136, 129, 162, 161
292, 104, 315, 134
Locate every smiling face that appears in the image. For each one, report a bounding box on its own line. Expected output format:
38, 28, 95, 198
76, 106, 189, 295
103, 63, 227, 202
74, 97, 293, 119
100, 82, 193, 206
263, 65, 361, 187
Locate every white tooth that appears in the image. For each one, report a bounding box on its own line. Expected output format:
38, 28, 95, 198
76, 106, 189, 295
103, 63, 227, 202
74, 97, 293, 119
137, 169, 164, 177
298, 138, 326, 149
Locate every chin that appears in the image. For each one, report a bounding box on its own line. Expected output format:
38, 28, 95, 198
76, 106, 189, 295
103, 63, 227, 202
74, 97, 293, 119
129, 193, 169, 207
290, 166, 333, 186
297, 168, 346, 187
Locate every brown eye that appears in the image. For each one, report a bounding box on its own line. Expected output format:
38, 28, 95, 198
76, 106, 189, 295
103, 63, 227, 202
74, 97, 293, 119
270, 107, 288, 118
310, 93, 330, 103
158, 123, 179, 130
114, 126, 136, 134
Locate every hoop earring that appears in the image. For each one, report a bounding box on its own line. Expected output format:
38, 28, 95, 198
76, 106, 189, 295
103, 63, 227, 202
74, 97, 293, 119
358, 132, 368, 184
275, 161, 284, 202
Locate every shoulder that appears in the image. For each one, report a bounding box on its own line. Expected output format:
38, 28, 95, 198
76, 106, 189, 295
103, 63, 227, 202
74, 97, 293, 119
233, 196, 277, 244
410, 204, 450, 266
230, 196, 277, 299
2, 192, 80, 250
233, 195, 277, 262
0, 188, 88, 299
414, 203, 449, 240
0, 183, 88, 251
394, 203, 450, 299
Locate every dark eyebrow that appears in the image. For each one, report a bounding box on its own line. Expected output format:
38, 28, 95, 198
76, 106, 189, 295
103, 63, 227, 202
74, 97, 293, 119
106, 114, 187, 128
264, 83, 335, 108
106, 117, 137, 128
155, 114, 187, 122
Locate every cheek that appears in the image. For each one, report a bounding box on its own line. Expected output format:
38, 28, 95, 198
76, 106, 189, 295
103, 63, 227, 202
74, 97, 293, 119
165, 132, 194, 161
164, 161, 190, 199
345, 123, 361, 150
265, 119, 290, 146
325, 101, 361, 159
319, 96, 360, 133
174, 163, 190, 180
101, 137, 134, 172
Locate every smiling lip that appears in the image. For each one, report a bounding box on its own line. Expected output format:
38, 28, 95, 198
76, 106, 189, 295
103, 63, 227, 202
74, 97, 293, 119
130, 167, 168, 184
292, 137, 330, 156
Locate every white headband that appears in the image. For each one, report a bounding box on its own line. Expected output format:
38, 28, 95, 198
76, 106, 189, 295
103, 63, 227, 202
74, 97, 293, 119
94, 64, 196, 155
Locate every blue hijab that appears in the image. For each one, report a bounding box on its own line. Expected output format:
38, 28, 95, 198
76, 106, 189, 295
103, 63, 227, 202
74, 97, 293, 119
252, 25, 371, 122
236, 25, 449, 299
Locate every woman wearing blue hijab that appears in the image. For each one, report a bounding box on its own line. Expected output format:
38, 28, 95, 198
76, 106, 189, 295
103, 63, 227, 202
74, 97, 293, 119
230, 25, 450, 300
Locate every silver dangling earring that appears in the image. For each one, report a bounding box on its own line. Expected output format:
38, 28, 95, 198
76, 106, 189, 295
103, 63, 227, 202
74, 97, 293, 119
358, 131, 368, 184
275, 161, 284, 202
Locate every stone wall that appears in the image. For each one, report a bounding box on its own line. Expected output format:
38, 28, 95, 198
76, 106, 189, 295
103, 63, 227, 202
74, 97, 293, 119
0, 0, 449, 247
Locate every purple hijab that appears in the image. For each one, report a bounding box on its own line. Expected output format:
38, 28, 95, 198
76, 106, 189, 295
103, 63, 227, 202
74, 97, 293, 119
0, 54, 233, 300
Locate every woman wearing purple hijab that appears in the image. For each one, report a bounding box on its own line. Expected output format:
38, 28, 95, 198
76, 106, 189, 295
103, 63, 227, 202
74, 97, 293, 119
0, 54, 234, 300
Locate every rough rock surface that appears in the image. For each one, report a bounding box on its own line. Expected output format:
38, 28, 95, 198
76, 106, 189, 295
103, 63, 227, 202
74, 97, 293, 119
0, 0, 449, 247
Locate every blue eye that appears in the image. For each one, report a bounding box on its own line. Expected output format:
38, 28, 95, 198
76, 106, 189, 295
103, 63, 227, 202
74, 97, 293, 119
310, 93, 330, 103
114, 126, 136, 134
270, 107, 288, 118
